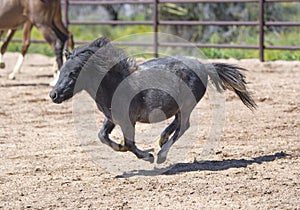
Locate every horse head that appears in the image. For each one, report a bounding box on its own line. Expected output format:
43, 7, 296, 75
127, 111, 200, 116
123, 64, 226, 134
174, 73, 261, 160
49, 37, 111, 103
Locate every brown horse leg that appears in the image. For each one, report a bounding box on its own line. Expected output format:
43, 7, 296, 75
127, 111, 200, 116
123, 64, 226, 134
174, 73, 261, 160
36, 24, 67, 86
1, 29, 16, 69
53, 33, 66, 70
48, 0, 72, 82
52, 0, 74, 50
9, 22, 33, 80
67, 32, 74, 49
50, 17, 73, 86
37, 24, 66, 69
0, 30, 4, 68
51, 21, 68, 69
51, 30, 67, 86
53, 16, 74, 49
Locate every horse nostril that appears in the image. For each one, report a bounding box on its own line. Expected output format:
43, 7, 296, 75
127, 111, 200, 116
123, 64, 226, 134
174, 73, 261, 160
49, 90, 58, 100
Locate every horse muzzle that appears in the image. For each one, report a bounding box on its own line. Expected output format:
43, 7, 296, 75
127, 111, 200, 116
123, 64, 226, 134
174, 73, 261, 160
49, 89, 62, 104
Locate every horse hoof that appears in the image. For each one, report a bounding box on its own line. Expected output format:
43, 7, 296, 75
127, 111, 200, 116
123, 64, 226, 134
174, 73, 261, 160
0, 62, 5, 69
157, 155, 167, 164
142, 153, 154, 163
157, 150, 167, 164
8, 73, 15, 80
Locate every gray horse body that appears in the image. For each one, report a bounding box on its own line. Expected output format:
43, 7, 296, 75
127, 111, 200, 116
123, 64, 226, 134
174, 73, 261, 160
50, 37, 256, 164
96, 56, 208, 125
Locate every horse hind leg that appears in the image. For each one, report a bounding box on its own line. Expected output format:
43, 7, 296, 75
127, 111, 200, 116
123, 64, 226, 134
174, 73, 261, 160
52, 20, 68, 69
157, 112, 191, 164
0, 53, 4, 69
159, 114, 179, 147
49, 33, 67, 87
50, 25, 68, 87
34, 21, 67, 86
0, 30, 5, 69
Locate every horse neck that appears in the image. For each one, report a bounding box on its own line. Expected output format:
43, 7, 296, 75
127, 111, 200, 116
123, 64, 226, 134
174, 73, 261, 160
83, 61, 129, 105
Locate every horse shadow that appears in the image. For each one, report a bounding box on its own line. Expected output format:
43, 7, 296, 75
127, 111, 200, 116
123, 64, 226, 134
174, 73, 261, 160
116, 151, 289, 178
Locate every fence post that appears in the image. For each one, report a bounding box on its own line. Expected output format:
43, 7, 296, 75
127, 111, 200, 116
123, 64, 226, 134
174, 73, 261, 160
259, 0, 265, 62
153, 0, 159, 58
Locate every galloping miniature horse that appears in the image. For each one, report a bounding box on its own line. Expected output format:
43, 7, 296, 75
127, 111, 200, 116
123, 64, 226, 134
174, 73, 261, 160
50, 37, 256, 164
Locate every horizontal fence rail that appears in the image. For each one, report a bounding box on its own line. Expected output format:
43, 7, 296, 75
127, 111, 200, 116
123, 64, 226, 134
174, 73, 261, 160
4, 0, 300, 61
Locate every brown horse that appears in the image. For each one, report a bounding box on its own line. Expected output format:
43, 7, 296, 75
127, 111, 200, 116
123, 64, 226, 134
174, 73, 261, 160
0, 0, 74, 82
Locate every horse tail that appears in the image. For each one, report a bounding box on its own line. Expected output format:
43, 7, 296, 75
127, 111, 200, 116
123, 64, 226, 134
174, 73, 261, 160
207, 63, 257, 110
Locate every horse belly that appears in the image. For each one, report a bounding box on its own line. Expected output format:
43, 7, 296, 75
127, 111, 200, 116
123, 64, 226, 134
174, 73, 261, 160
133, 90, 179, 124
137, 106, 178, 123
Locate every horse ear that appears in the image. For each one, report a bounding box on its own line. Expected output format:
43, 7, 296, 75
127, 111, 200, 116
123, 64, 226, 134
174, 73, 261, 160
65, 49, 71, 60
89, 37, 110, 48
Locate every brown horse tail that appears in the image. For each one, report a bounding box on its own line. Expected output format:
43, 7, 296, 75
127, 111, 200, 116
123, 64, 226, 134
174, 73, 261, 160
207, 63, 257, 111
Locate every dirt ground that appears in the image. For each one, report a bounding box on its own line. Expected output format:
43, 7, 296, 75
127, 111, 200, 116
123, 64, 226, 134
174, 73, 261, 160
0, 52, 299, 209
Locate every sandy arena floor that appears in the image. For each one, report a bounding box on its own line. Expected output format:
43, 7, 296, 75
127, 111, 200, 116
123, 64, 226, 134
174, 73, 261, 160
0, 53, 299, 209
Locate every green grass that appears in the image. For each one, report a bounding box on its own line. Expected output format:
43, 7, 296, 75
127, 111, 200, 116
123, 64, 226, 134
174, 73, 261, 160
200, 28, 300, 61
6, 27, 54, 56
3, 25, 300, 61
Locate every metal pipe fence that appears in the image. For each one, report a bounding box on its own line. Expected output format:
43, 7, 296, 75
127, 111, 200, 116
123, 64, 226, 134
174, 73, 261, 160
7, 0, 300, 61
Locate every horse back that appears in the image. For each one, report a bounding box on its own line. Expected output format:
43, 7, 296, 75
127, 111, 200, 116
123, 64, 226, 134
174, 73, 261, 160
139, 56, 208, 101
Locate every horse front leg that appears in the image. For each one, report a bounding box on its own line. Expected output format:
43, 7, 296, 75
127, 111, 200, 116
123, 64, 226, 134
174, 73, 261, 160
9, 22, 33, 80
1, 29, 16, 70
98, 117, 128, 152
121, 124, 154, 163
